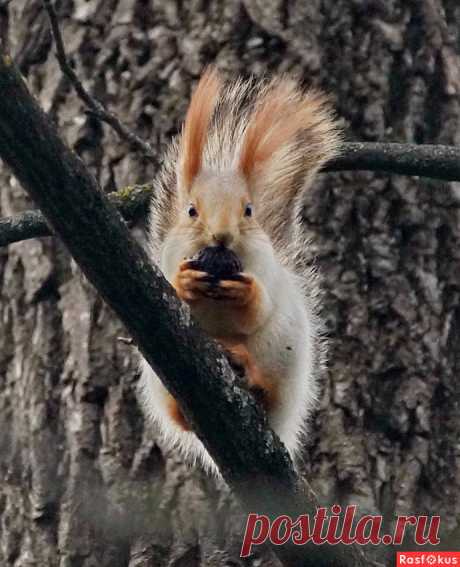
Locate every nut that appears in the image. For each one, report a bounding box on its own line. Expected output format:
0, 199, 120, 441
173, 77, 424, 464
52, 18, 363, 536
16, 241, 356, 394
188, 246, 243, 282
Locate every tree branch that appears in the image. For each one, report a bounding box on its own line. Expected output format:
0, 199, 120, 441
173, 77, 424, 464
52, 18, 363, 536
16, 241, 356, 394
0, 184, 152, 247
326, 142, 460, 181
0, 209, 50, 247
2, 138, 460, 248
0, 50, 367, 567
42, 0, 156, 162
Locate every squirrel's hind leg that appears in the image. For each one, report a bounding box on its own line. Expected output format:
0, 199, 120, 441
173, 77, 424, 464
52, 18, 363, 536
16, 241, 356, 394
218, 338, 278, 412
167, 395, 192, 431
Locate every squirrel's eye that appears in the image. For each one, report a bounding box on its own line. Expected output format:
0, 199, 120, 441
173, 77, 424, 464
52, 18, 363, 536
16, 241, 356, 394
244, 204, 253, 217
188, 205, 198, 218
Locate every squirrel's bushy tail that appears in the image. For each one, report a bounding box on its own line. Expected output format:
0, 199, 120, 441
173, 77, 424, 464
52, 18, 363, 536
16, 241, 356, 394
148, 69, 342, 261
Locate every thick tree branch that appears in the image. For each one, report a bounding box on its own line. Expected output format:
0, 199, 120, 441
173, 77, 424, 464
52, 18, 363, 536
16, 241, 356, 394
42, 0, 156, 162
0, 51, 368, 566
2, 138, 460, 248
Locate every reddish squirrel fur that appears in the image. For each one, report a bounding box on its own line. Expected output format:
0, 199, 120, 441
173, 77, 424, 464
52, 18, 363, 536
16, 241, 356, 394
139, 68, 342, 474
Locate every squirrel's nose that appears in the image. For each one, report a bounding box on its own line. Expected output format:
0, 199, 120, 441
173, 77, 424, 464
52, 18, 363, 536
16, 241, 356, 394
212, 231, 234, 247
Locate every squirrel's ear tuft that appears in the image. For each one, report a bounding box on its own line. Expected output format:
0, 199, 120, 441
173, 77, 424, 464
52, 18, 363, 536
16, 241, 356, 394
180, 67, 222, 191
239, 78, 338, 182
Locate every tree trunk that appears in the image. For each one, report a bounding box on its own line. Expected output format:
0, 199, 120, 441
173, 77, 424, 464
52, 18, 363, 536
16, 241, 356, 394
0, 0, 459, 565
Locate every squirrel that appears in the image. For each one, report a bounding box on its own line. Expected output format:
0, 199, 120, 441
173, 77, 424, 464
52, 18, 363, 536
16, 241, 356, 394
138, 68, 341, 474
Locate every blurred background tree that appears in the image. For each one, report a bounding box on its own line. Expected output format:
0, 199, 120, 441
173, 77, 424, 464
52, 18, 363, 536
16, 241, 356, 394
0, 0, 459, 564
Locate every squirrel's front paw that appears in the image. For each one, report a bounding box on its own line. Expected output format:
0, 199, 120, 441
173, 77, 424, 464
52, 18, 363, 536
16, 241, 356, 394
205, 273, 256, 306
174, 262, 256, 307
173, 260, 211, 303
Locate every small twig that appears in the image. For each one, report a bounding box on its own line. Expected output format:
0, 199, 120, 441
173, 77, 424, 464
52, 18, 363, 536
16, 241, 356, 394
41, 0, 156, 162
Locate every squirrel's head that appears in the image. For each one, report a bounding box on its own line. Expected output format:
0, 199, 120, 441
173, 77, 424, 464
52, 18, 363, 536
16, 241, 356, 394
160, 66, 339, 275
162, 164, 268, 278
175, 169, 256, 251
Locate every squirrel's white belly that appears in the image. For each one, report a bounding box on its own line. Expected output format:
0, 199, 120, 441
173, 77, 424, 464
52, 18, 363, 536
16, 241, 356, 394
247, 301, 318, 456
188, 300, 249, 337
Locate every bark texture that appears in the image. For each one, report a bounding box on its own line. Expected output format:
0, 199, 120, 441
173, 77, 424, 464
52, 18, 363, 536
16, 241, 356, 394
0, 1, 459, 566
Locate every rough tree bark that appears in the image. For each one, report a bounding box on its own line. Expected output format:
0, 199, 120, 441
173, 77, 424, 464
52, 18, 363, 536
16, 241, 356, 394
0, 1, 459, 566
